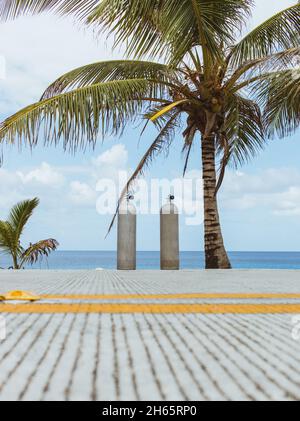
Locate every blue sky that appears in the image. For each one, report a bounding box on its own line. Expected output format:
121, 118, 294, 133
0, 0, 299, 252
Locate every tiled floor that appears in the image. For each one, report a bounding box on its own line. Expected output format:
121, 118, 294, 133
0, 270, 300, 401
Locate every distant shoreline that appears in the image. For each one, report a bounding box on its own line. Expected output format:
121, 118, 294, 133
1, 251, 300, 270
48, 250, 300, 254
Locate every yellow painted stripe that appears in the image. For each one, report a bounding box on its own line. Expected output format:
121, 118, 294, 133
40, 293, 300, 300
2, 303, 300, 314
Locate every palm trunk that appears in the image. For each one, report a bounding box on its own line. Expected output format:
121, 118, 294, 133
202, 135, 231, 269
12, 254, 19, 270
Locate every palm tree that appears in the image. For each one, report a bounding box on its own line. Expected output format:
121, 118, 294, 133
0, 198, 59, 269
0, 1, 299, 268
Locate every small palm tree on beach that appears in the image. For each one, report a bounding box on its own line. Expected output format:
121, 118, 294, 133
0, 198, 59, 269
0, 1, 299, 268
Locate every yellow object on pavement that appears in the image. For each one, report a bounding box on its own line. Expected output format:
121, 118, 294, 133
3, 291, 40, 302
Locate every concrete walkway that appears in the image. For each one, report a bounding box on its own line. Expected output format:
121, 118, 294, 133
0, 270, 300, 400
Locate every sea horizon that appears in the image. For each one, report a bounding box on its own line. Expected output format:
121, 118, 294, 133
1, 250, 300, 270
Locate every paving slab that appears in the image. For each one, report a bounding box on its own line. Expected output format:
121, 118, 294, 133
0, 270, 300, 401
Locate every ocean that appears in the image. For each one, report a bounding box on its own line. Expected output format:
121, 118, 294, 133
1, 251, 300, 270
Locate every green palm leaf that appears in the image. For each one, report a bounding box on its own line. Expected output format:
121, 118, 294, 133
220, 93, 265, 167
230, 3, 300, 66
0, 0, 99, 21
42, 60, 178, 98
7, 198, 39, 242
89, 0, 253, 64
0, 198, 58, 269
0, 221, 15, 256
0, 198, 40, 268
253, 69, 300, 138
0, 78, 170, 150
225, 47, 300, 90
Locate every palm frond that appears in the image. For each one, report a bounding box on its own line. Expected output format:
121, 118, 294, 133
220, 93, 265, 167
0, 221, 15, 255
230, 4, 300, 66
225, 47, 300, 89
42, 60, 178, 99
0, 79, 170, 152
0, 220, 24, 269
150, 100, 188, 121
252, 68, 300, 138
0, 0, 99, 21
7, 198, 39, 246
88, 0, 253, 63
20, 238, 59, 267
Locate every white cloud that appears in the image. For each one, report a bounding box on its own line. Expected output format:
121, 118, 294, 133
93, 143, 128, 168
0, 55, 5, 80
0, 14, 121, 115
69, 181, 96, 206
0, 169, 25, 208
0, 167, 19, 188
0, 162, 67, 214
221, 167, 300, 216
2, 155, 300, 221
92, 143, 129, 182
17, 162, 65, 187
81, 144, 130, 208
272, 187, 300, 216
0, 144, 129, 215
